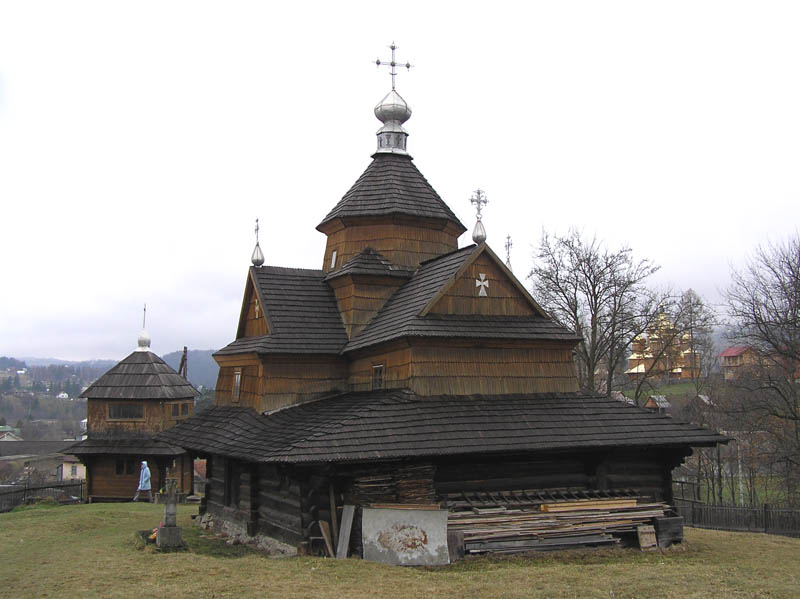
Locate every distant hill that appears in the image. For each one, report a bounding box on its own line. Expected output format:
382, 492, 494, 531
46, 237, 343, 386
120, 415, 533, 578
19, 357, 117, 369
162, 349, 219, 390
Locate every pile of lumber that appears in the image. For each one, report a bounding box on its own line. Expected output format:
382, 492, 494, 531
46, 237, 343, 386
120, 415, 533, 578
349, 465, 436, 505
394, 464, 436, 504
350, 474, 396, 504
448, 497, 669, 554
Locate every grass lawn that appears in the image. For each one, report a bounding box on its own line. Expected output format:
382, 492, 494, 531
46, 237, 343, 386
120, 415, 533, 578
2, 502, 799, 598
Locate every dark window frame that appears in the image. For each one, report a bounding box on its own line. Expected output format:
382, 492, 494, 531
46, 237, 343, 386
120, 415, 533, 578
372, 364, 385, 390
233, 370, 242, 401
108, 403, 144, 420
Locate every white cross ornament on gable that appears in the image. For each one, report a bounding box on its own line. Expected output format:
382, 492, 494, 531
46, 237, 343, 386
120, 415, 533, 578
475, 273, 489, 297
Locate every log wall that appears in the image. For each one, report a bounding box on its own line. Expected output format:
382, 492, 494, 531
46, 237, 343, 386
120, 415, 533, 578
256, 464, 305, 546
87, 456, 168, 500
434, 450, 680, 503
428, 252, 537, 317
409, 342, 580, 395
322, 222, 459, 272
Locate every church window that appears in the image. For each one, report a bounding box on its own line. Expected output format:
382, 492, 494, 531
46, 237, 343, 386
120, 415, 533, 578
372, 365, 385, 390
171, 403, 180, 417
71, 465, 77, 476
115, 459, 136, 475
109, 403, 143, 420
233, 371, 241, 401
330, 250, 338, 269
181, 402, 189, 416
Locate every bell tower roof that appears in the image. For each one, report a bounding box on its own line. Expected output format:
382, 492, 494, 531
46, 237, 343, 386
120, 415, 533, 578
316, 153, 465, 233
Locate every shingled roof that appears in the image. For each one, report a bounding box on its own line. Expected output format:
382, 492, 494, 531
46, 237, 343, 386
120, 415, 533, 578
324, 247, 415, 282
160, 390, 728, 465
216, 266, 348, 356
81, 351, 198, 400
66, 432, 185, 457
345, 245, 581, 352
317, 153, 466, 233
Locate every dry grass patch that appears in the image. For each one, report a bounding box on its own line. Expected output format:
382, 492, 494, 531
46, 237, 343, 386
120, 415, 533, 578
1, 502, 798, 598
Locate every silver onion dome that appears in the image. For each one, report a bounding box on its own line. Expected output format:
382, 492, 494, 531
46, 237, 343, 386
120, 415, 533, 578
472, 219, 487, 244
251, 241, 265, 267
375, 90, 411, 155
136, 328, 151, 352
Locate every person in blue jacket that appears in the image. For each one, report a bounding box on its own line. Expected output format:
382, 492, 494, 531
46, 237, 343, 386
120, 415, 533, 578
133, 460, 153, 502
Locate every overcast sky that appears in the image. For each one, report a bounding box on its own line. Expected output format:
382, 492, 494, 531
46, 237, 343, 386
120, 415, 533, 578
1, 1, 798, 361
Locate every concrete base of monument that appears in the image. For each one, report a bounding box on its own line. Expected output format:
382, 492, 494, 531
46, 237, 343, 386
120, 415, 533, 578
156, 525, 185, 549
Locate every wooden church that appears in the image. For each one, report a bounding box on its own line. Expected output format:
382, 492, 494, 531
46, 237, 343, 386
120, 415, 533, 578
68, 330, 197, 502
162, 56, 725, 556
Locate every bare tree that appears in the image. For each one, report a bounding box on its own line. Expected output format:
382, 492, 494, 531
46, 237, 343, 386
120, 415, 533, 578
626, 290, 717, 405
529, 229, 659, 394
724, 234, 800, 502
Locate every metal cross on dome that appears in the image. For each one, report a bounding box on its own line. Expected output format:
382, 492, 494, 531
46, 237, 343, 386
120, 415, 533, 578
470, 189, 488, 220
375, 42, 412, 91
475, 273, 489, 297
505, 234, 513, 270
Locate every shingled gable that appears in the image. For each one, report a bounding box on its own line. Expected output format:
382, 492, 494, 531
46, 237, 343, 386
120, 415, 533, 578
420, 242, 548, 318
81, 350, 198, 400
316, 153, 466, 234
344, 244, 581, 353
161, 391, 728, 465
215, 265, 348, 356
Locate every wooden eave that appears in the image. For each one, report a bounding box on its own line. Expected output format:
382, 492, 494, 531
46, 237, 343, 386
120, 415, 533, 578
419, 242, 549, 318
316, 213, 465, 236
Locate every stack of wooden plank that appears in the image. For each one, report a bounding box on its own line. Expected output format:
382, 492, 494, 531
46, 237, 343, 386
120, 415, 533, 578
350, 474, 396, 504
448, 498, 669, 554
394, 464, 437, 504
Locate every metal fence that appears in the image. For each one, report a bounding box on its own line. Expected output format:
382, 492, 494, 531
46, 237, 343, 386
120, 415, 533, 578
0, 481, 84, 512
674, 499, 800, 537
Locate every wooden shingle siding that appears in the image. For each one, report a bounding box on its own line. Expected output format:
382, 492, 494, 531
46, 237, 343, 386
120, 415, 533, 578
215, 364, 261, 409
89, 399, 170, 433
429, 253, 537, 317
349, 347, 412, 392
329, 274, 406, 338
409, 344, 579, 395
323, 222, 459, 271
259, 356, 348, 412
242, 284, 268, 338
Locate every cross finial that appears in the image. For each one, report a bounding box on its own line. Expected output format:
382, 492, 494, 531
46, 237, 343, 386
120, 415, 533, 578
470, 189, 488, 220
255, 218, 260, 243
505, 234, 513, 271
375, 41, 412, 91
142, 303, 147, 329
